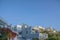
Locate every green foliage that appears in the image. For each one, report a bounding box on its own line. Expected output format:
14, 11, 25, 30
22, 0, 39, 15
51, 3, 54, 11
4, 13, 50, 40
32, 38, 39, 40
3, 37, 8, 40
46, 37, 60, 40
43, 32, 60, 40
0, 31, 8, 40
45, 33, 60, 40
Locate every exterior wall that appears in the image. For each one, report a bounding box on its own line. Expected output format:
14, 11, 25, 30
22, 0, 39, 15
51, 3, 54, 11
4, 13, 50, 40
13, 36, 18, 40
12, 24, 48, 40
39, 33, 48, 40
17, 25, 40, 40
0, 18, 8, 28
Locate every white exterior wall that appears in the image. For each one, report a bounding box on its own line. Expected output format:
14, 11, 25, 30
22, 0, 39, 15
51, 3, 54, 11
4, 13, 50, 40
39, 33, 48, 40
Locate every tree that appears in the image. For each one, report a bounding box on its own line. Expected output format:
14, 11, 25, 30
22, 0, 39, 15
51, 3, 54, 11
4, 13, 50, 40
32, 38, 39, 40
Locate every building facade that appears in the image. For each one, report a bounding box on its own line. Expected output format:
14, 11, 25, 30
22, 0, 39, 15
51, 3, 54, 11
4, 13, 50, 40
12, 24, 40, 40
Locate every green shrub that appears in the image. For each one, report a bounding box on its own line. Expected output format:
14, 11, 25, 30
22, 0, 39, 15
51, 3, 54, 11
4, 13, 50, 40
32, 38, 39, 40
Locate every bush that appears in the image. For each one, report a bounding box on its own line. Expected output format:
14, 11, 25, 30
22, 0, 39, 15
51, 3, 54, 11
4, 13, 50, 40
32, 38, 39, 40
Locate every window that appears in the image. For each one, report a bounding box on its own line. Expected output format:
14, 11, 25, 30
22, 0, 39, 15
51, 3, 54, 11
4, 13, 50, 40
26, 31, 28, 34
19, 32, 22, 35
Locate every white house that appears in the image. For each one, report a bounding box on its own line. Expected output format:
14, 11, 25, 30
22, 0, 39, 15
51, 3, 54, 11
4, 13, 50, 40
12, 24, 40, 40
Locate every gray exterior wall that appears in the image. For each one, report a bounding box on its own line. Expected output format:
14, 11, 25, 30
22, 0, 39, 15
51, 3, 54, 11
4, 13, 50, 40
17, 25, 40, 40
0, 18, 8, 28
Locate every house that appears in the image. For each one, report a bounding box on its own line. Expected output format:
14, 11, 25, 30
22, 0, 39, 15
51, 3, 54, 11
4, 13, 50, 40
6, 28, 17, 40
32, 26, 48, 40
0, 28, 17, 40
13, 24, 40, 40
0, 17, 17, 40
0, 17, 8, 28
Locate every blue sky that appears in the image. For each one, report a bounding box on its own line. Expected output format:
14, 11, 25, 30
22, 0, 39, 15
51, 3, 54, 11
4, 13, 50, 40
0, 0, 60, 30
